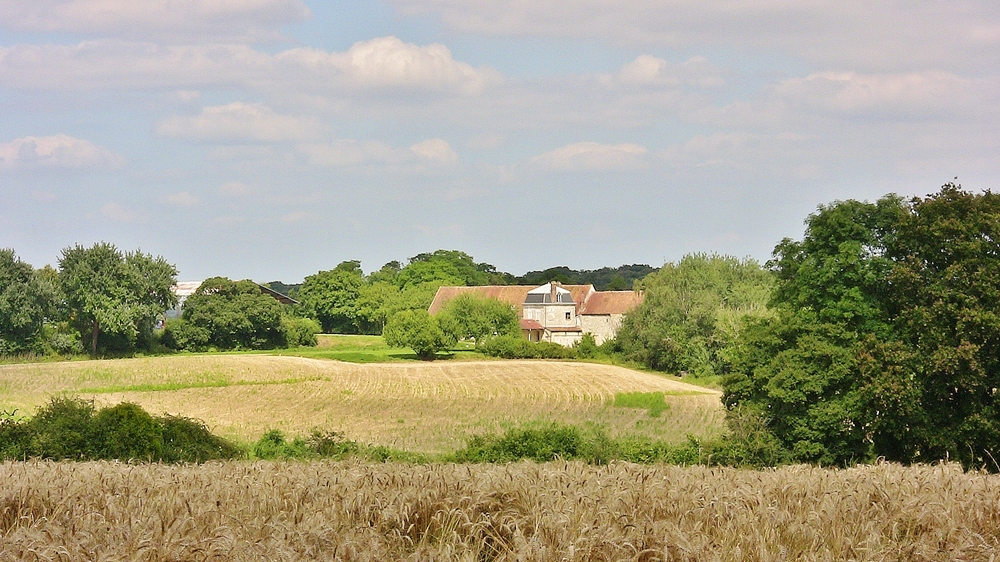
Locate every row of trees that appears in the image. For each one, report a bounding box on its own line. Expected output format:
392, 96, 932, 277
0, 243, 176, 356
382, 294, 520, 358
279, 251, 658, 336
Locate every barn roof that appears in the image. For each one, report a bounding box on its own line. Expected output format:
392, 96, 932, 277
428, 284, 642, 317
579, 291, 645, 315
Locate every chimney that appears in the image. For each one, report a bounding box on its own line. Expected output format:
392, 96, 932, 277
550, 281, 560, 303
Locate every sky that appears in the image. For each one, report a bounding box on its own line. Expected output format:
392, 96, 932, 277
1, 0, 999, 282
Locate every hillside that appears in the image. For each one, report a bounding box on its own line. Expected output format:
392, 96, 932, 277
0, 355, 722, 453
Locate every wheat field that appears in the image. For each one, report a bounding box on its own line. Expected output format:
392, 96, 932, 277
0, 356, 723, 451
1, 460, 997, 561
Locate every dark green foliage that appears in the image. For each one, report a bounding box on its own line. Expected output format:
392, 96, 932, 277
299, 261, 366, 333
0, 249, 56, 354
0, 398, 243, 462
449, 421, 787, 468
283, 316, 321, 347
170, 277, 289, 350
91, 402, 163, 461
253, 429, 312, 459
59, 242, 177, 355
450, 423, 588, 463
28, 397, 96, 460
725, 184, 1000, 469
437, 293, 520, 342
383, 309, 456, 359
160, 415, 245, 463
516, 264, 657, 290
612, 254, 774, 377
573, 332, 600, 359
477, 335, 577, 359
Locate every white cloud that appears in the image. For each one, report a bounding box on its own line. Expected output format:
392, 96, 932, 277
390, 0, 1000, 72
772, 71, 986, 117
410, 138, 458, 164
0, 0, 310, 42
0, 134, 123, 170
530, 142, 648, 171
162, 191, 198, 206
157, 103, 324, 142
0, 37, 500, 97
616, 55, 725, 88
276, 36, 500, 94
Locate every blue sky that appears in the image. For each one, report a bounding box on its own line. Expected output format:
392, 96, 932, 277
2, 0, 998, 282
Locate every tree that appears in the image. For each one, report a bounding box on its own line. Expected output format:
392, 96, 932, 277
167, 277, 289, 350
725, 184, 1000, 469
613, 254, 774, 376
59, 243, 177, 355
298, 261, 365, 333
437, 293, 520, 342
0, 249, 55, 353
383, 309, 456, 359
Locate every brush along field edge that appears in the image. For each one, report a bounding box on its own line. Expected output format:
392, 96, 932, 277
1, 460, 998, 561
0, 356, 723, 452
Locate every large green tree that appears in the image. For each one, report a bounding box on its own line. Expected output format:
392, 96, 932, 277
613, 254, 774, 376
59, 243, 177, 355
171, 277, 287, 350
383, 309, 456, 359
298, 261, 366, 333
0, 249, 56, 353
437, 293, 520, 342
725, 184, 1000, 468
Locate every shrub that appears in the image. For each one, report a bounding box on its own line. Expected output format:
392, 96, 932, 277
161, 318, 210, 351
91, 402, 164, 461
160, 415, 245, 463
253, 429, 312, 459
282, 316, 321, 347
27, 397, 96, 460
383, 310, 455, 359
477, 335, 577, 359
451, 423, 590, 463
573, 333, 600, 359
0, 398, 243, 463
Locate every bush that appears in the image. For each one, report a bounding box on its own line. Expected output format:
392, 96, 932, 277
160, 415, 245, 463
383, 310, 455, 359
477, 335, 577, 359
0, 398, 243, 463
27, 397, 97, 460
573, 333, 600, 359
161, 318, 210, 351
253, 429, 313, 459
91, 402, 164, 461
282, 316, 321, 347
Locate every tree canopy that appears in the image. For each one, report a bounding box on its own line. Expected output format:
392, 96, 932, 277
59, 243, 177, 355
724, 184, 1000, 468
437, 293, 520, 342
612, 254, 774, 376
0, 249, 56, 354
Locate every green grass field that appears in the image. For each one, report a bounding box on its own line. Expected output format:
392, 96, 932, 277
0, 352, 724, 454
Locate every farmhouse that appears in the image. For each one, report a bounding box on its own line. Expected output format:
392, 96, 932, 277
166, 281, 297, 318
428, 282, 643, 346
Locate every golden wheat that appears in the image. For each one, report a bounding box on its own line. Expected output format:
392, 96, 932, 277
0, 356, 723, 451
1, 460, 998, 561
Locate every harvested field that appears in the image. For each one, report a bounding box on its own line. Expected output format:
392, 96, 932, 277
1, 460, 998, 561
0, 355, 722, 452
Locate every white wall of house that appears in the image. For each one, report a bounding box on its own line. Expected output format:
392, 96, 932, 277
579, 314, 625, 345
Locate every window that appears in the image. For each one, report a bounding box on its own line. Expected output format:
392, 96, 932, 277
565, 312, 572, 320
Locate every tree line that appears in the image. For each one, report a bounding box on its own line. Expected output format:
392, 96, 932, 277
614, 183, 1000, 470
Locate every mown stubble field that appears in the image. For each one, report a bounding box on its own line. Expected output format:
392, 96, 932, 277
2, 460, 998, 561
0, 355, 723, 452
